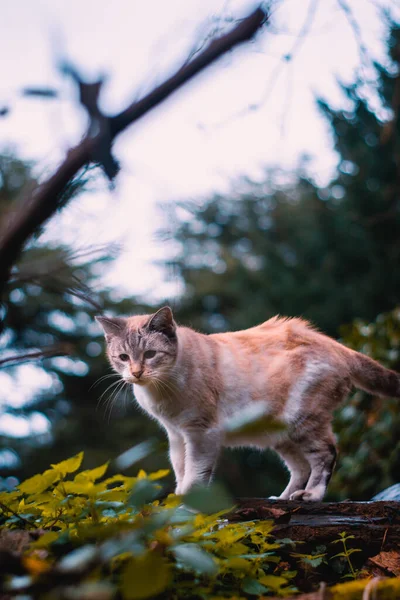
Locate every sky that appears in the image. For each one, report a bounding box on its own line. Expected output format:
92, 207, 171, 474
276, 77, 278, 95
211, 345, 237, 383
0, 0, 399, 440
1, 0, 399, 301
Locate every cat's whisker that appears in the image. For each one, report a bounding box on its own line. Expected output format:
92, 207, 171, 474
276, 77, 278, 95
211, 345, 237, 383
154, 377, 179, 397
90, 373, 119, 392
105, 380, 127, 423
96, 378, 125, 411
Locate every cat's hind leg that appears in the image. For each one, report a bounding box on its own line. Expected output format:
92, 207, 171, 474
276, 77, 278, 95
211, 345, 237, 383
272, 440, 311, 500
289, 429, 337, 502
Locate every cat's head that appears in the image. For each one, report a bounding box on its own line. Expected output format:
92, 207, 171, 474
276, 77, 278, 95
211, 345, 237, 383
96, 306, 178, 385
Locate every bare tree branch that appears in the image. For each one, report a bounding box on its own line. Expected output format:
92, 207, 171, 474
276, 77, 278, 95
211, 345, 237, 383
206, 0, 319, 130
0, 344, 74, 368
0, 7, 267, 301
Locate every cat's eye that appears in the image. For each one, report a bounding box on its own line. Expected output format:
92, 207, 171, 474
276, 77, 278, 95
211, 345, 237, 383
119, 353, 130, 362
144, 350, 156, 359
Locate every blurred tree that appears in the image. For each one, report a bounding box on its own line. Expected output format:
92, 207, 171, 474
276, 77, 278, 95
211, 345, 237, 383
333, 307, 400, 500
0, 153, 167, 486
164, 23, 400, 339
161, 23, 400, 498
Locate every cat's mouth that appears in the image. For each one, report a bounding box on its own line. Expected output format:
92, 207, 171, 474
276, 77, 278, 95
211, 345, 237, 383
125, 376, 147, 386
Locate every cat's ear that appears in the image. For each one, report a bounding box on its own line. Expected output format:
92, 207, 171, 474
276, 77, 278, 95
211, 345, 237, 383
146, 307, 176, 339
95, 316, 127, 341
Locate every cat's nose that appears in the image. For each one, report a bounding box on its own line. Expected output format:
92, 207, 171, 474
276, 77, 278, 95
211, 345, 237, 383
131, 369, 143, 379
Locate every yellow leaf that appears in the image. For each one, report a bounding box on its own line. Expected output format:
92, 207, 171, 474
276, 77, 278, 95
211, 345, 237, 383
252, 521, 275, 536
63, 480, 94, 495
226, 557, 252, 571
51, 451, 84, 476
121, 552, 170, 599
74, 462, 109, 483
137, 470, 147, 480
95, 475, 136, 492
0, 491, 20, 503
258, 574, 288, 589
99, 489, 128, 502
18, 469, 60, 495
25, 492, 54, 506
147, 469, 170, 481
221, 542, 250, 556
22, 556, 52, 575
30, 531, 60, 548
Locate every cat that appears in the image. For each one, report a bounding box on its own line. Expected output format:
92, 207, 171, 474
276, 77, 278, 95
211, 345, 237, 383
96, 307, 400, 501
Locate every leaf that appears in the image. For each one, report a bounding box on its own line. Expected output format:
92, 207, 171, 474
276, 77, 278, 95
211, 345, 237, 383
30, 531, 60, 548
51, 451, 84, 476
223, 403, 286, 439
172, 543, 217, 575
129, 479, 160, 507
58, 545, 97, 573
259, 574, 288, 589
183, 482, 234, 515
115, 440, 159, 470
74, 462, 109, 483
22, 556, 51, 575
121, 552, 170, 599
147, 469, 170, 481
18, 468, 60, 495
241, 578, 268, 595
225, 557, 252, 571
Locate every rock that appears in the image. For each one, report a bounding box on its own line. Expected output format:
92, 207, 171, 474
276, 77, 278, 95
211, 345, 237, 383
372, 484, 400, 501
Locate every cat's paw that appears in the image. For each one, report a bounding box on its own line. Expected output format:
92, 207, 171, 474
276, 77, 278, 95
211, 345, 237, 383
289, 490, 314, 502
268, 495, 280, 500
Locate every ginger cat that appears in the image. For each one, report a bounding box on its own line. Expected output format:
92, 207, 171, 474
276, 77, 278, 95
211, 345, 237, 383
96, 307, 400, 501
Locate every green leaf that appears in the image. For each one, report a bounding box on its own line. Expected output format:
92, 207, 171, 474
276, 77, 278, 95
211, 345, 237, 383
242, 578, 268, 595
183, 482, 234, 515
223, 403, 286, 439
121, 552, 170, 599
129, 479, 160, 507
115, 440, 159, 471
172, 543, 217, 575
51, 451, 84, 476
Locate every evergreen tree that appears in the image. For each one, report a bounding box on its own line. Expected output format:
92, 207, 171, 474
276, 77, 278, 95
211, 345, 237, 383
0, 154, 168, 485
166, 24, 400, 340
162, 23, 400, 498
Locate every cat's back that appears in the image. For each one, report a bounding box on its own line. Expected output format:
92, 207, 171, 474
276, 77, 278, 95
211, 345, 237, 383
210, 315, 316, 353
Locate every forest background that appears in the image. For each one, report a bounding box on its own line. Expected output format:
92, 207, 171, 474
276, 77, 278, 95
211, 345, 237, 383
1, 0, 400, 502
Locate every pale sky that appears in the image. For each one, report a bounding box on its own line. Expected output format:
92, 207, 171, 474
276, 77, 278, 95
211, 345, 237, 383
0, 0, 399, 438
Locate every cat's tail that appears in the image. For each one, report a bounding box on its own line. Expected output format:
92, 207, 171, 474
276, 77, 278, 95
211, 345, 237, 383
348, 349, 400, 398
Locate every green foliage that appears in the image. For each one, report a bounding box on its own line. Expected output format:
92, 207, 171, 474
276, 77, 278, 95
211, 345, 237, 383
332, 307, 400, 500
0, 453, 298, 599
160, 22, 400, 499
4, 453, 400, 598
330, 532, 364, 580
0, 151, 165, 486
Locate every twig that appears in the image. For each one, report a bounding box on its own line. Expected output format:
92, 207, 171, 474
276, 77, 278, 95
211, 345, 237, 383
0, 344, 73, 368
209, 0, 319, 129
336, 0, 370, 74
0, 7, 267, 299
0, 500, 38, 529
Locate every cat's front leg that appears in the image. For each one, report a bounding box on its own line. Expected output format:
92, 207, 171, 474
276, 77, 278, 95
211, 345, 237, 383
166, 429, 186, 493
178, 428, 221, 495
